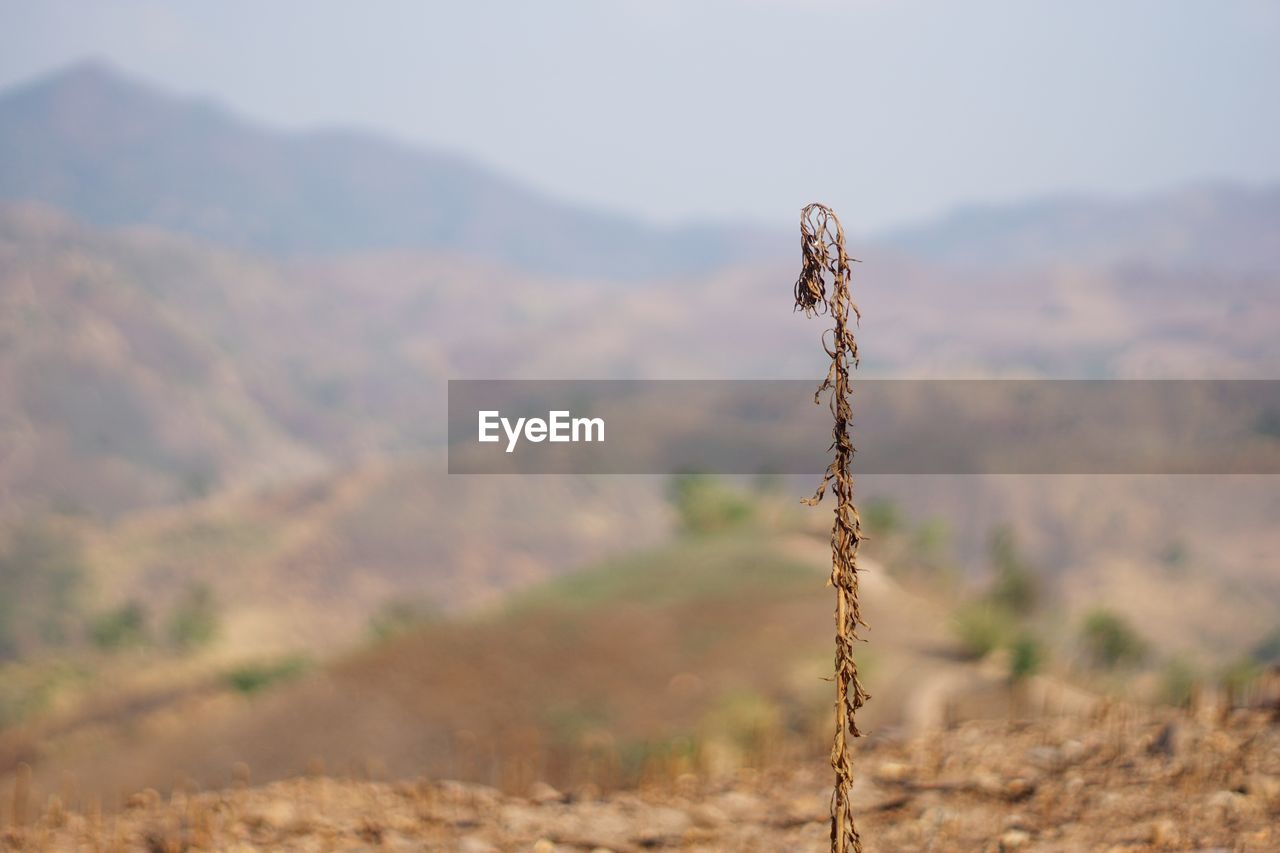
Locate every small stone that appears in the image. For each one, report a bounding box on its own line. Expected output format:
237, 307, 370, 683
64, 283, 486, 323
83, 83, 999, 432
999, 829, 1032, 850
636, 805, 691, 839
528, 781, 564, 805
1027, 746, 1061, 771
532, 840, 557, 853
1207, 789, 1244, 815
714, 790, 764, 820
973, 770, 1002, 795
1003, 778, 1035, 801
688, 803, 728, 828
1060, 739, 1087, 764
254, 801, 296, 830
875, 761, 913, 783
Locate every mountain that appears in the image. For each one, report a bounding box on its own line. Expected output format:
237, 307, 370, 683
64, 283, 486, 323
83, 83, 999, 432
4, 62, 1278, 279
881, 183, 1280, 273
4, 197, 1277, 517
0, 61, 780, 279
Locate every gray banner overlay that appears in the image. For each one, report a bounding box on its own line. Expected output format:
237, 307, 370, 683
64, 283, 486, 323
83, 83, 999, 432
447, 380, 1280, 475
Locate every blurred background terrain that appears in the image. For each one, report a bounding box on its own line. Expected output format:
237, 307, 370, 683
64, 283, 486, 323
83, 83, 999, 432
0, 3, 1278, 849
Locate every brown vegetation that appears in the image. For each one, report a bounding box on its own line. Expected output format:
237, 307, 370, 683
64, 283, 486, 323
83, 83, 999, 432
4, 706, 1277, 851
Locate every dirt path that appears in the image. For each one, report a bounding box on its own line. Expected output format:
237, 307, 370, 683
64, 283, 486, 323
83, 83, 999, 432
778, 534, 1096, 735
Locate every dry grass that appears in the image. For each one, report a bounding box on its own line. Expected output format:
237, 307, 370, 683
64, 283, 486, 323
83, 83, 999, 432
3, 706, 1277, 851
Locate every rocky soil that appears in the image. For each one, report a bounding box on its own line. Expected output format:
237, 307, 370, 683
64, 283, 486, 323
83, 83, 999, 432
4, 708, 1277, 852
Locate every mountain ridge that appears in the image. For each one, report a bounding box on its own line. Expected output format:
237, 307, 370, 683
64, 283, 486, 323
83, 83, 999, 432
880, 181, 1280, 272
0, 60, 780, 279
4, 61, 1280, 277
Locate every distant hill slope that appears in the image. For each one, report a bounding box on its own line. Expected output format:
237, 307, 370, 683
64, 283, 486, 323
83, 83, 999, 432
3, 200, 1277, 516
881, 183, 1280, 272
0, 61, 778, 278
0, 206, 327, 516
0, 528, 986, 804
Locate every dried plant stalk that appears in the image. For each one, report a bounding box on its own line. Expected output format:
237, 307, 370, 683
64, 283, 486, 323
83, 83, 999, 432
794, 203, 868, 853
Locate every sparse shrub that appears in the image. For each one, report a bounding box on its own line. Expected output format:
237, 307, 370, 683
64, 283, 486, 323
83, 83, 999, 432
1008, 633, 1044, 683
666, 472, 753, 535
0, 519, 87, 659
861, 497, 901, 536
911, 518, 949, 563
1251, 627, 1280, 665
168, 583, 219, 651
751, 470, 784, 495
0, 660, 86, 728
367, 597, 439, 642
987, 526, 1038, 615
952, 603, 1015, 660
1219, 657, 1261, 705
90, 601, 148, 650
703, 689, 782, 759
541, 700, 613, 746
1161, 658, 1197, 707
1159, 540, 1188, 570
1080, 608, 1147, 669
225, 656, 309, 695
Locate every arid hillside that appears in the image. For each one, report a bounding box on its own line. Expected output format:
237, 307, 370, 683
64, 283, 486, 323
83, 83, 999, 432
79, 460, 669, 656
1, 62, 1278, 853
8, 495, 1276, 820
5, 706, 1278, 851
0, 514, 1065, 803
4, 200, 1278, 520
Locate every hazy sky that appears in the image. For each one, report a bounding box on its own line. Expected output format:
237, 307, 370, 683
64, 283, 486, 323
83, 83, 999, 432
1, 1, 1277, 232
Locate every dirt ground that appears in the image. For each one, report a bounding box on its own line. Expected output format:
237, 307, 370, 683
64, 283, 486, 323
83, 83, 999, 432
3, 706, 1277, 852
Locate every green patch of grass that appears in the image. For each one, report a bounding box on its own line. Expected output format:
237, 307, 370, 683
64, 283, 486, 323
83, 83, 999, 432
367, 597, 440, 643
540, 699, 614, 746
1079, 608, 1148, 670
1008, 633, 1045, 683
90, 601, 149, 650
951, 602, 1016, 660
168, 583, 219, 651
1161, 658, 1196, 707
667, 473, 755, 535
0, 659, 89, 728
508, 534, 818, 613
224, 656, 310, 695
701, 688, 782, 753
